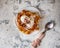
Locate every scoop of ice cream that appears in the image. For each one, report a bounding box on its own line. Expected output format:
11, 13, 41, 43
20, 15, 34, 29
20, 15, 30, 23
26, 16, 34, 29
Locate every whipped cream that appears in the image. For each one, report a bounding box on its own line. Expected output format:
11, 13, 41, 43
20, 15, 34, 29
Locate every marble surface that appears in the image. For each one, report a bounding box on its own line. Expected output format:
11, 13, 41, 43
0, 0, 60, 48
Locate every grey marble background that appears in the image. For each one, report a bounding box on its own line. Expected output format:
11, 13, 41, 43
0, 0, 60, 48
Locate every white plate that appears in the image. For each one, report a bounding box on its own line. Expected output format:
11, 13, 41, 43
14, 6, 44, 40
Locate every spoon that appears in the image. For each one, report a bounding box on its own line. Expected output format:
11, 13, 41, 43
32, 20, 55, 48
43, 20, 55, 33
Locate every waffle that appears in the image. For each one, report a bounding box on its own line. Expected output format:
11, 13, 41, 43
16, 10, 41, 34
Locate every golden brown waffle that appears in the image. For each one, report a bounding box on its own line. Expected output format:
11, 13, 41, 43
16, 10, 41, 34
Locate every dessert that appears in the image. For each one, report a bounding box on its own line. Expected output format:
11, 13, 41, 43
16, 10, 41, 34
